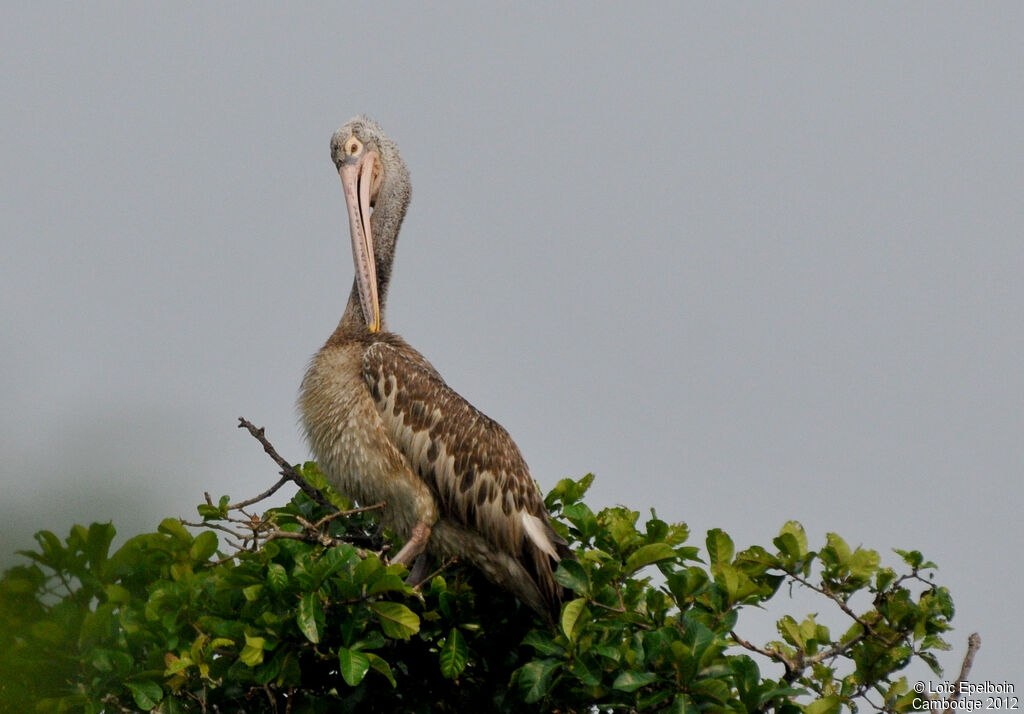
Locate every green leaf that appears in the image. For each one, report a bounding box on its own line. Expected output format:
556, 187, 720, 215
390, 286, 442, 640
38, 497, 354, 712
717, 563, 741, 599
366, 573, 406, 595
522, 630, 566, 657
239, 634, 265, 666
439, 628, 468, 679
545, 473, 595, 510
158, 518, 192, 542
189, 530, 218, 561
338, 647, 371, 687
560, 597, 587, 643
876, 567, 896, 591
637, 688, 675, 710
778, 615, 804, 647
624, 542, 678, 574
79, 602, 117, 648
646, 511, 690, 546
613, 670, 659, 692
690, 677, 732, 702
563, 502, 598, 538
83, 522, 116, 570
267, 562, 287, 591
516, 658, 560, 703
365, 652, 397, 687
0, 576, 37, 595
775, 521, 808, 559
91, 648, 133, 676
354, 555, 383, 585
170, 561, 193, 581
104, 583, 131, 604
164, 654, 193, 676
602, 507, 642, 550
805, 695, 842, 714
706, 529, 734, 572
848, 547, 880, 580
554, 559, 591, 594
33, 529, 65, 566
197, 503, 222, 519
297, 592, 324, 643
370, 601, 420, 639
668, 694, 700, 714
823, 532, 851, 565
894, 548, 923, 568
125, 680, 163, 709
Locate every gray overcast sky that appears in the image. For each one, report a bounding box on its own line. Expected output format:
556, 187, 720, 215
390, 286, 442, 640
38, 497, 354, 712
2, 3, 1021, 688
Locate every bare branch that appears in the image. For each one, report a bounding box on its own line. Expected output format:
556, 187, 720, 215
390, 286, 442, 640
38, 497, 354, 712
237, 417, 336, 511
731, 631, 776, 660
226, 475, 290, 510
807, 628, 870, 666
412, 556, 459, 591
180, 520, 252, 541
782, 567, 901, 648
263, 528, 373, 559
312, 502, 386, 530
947, 633, 981, 702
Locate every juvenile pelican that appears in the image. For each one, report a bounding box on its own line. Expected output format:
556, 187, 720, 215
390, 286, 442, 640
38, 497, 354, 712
299, 116, 571, 619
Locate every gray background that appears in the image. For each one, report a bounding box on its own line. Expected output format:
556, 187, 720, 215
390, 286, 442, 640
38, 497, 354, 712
3, 4, 1020, 689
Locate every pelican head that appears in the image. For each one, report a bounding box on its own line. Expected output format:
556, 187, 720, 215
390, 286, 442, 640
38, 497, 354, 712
330, 116, 410, 333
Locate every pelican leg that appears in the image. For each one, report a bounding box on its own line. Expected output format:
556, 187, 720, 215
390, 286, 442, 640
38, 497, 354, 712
390, 520, 431, 566
405, 553, 432, 585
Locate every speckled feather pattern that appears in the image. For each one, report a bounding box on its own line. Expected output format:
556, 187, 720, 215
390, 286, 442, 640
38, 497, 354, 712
299, 333, 438, 540
362, 341, 570, 614
300, 330, 570, 617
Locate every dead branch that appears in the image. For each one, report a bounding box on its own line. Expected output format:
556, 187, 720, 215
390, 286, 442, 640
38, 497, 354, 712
731, 630, 802, 684
947, 633, 981, 702
173, 419, 390, 560
237, 417, 336, 511
412, 556, 459, 591
225, 475, 290, 511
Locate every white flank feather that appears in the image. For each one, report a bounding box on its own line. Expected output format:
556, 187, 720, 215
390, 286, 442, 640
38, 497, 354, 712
522, 513, 559, 559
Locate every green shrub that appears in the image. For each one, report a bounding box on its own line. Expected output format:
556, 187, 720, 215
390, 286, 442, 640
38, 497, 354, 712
0, 426, 966, 713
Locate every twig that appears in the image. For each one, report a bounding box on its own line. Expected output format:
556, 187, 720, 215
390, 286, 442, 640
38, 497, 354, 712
311, 502, 386, 530
237, 417, 335, 511
226, 475, 290, 510
173, 418, 391, 560
181, 520, 253, 541
947, 633, 981, 702
731, 630, 801, 682
263, 528, 371, 558
412, 556, 459, 591
265, 529, 345, 548
807, 628, 870, 666
260, 504, 383, 553
262, 683, 278, 714
590, 584, 627, 614
783, 567, 897, 645
730, 631, 781, 660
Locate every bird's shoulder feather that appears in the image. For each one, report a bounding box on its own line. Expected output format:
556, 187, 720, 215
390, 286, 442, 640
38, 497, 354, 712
360, 340, 560, 562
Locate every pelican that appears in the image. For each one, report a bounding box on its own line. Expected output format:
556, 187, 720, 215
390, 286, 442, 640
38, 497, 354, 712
299, 116, 572, 619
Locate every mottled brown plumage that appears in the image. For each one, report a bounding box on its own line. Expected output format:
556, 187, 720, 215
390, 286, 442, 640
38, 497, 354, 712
299, 116, 571, 619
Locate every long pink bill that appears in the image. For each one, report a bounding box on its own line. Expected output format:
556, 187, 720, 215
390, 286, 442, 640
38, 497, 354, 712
339, 152, 381, 332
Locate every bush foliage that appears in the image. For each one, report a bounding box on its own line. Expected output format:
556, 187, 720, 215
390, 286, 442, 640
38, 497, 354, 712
1, 456, 959, 713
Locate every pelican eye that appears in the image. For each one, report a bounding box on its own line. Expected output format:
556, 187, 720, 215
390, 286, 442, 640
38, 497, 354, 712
346, 137, 362, 155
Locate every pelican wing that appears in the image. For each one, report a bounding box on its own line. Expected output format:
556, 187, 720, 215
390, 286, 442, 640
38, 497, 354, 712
361, 341, 569, 604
